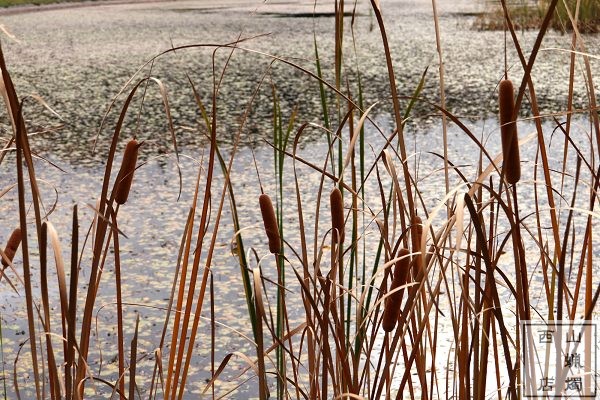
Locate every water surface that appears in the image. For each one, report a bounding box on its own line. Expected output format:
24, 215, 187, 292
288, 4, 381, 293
0, 0, 598, 397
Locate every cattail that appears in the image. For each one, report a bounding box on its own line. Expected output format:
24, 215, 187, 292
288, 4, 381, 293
330, 188, 345, 245
382, 248, 410, 332
259, 194, 281, 254
411, 215, 424, 276
2, 228, 22, 267
115, 139, 140, 205
498, 79, 521, 184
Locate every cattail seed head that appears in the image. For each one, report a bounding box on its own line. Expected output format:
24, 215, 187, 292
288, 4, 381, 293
259, 194, 281, 254
382, 248, 410, 332
115, 139, 140, 205
498, 80, 521, 184
330, 188, 345, 245
411, 215, 424, 275
2, 228, 22, 267
410, 215, 423, 248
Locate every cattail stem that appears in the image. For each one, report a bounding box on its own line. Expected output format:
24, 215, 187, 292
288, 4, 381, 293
115, 139, 140, 205
2, 228, 22, 267
259, 194, 281, 254
499, 79, 521, 184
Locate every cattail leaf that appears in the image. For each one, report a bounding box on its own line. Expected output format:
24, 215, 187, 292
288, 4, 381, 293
129, 314, 140, 400
341, 102, 377, 176
150, 77, 182, 201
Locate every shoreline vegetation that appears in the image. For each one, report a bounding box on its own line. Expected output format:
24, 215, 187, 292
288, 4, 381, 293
0, 0, 161, 13
0, 0, 599, 399
475, 0, 599, 33
0, 0, 83, 7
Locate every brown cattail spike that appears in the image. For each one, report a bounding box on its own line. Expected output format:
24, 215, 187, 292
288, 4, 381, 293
382, 248, 411, 332
411, 215, 424, 276
330, 188, 345, 245
115, 139, 140, 205
259, 194, 281, 254
498, 80, 521, 184
2, 228, 22, 267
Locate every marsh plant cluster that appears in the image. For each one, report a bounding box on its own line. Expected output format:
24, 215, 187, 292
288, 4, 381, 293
0, 0, 599, 399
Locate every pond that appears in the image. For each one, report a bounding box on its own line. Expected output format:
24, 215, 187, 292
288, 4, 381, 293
0, 0, 599, 398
